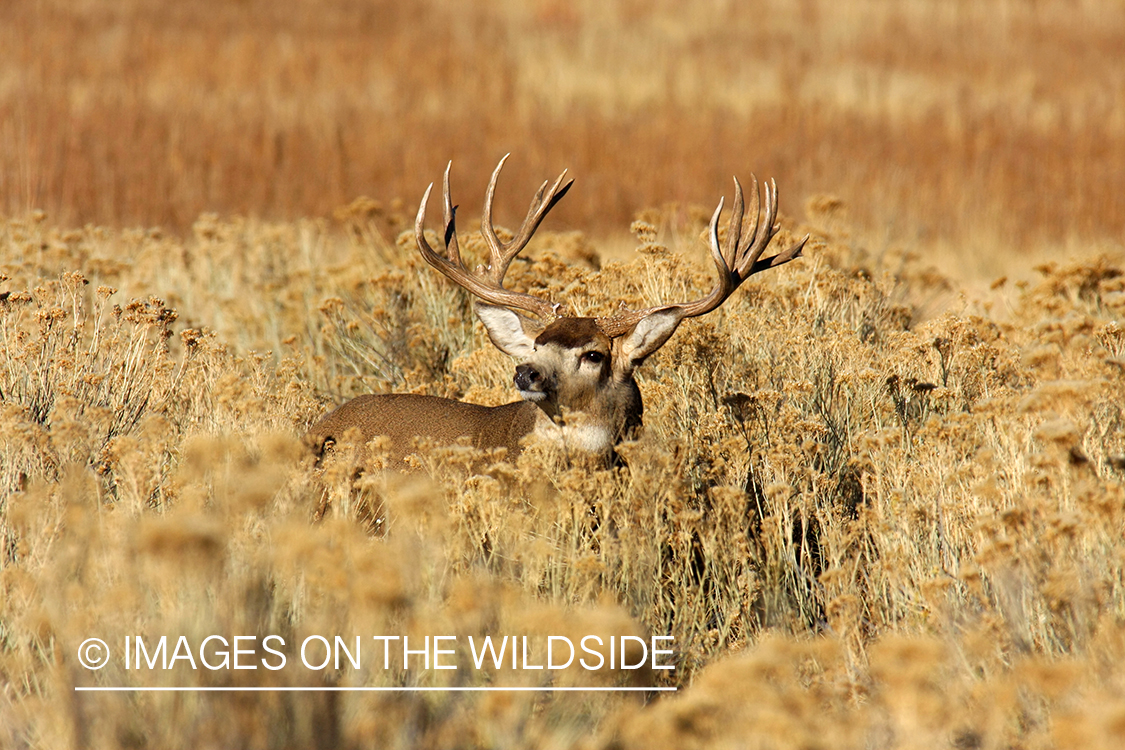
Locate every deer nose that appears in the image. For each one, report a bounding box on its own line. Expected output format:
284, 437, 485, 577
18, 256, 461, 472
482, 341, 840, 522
514, 364, 541, 390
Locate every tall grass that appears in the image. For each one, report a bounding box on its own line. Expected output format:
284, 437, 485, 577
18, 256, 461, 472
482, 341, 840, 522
1, 192, 1123, 746
1, 0, 1122, 262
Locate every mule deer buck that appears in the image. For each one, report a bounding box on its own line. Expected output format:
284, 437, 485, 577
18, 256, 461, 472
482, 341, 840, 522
309, 155, 806, 469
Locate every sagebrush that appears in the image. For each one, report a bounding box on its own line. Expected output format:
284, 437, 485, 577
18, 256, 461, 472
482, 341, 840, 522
2, 198, 1124, 748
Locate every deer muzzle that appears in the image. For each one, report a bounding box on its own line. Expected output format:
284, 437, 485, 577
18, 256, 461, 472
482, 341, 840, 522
514, 363, 551, 402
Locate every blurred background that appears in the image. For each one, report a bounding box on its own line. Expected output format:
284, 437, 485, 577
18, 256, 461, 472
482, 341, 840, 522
1, 0, 1121, 277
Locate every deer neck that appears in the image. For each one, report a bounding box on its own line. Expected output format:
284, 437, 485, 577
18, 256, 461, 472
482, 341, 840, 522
524, 375, 643, 457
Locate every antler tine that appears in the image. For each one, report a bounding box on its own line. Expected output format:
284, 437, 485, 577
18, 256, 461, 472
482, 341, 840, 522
414, 158, 564, 322
481, 153, 573, 285
480, 154, 517, 282
441, 162, 463, 267
748, 230, 808, 275
415, 181, 444, 268
511, 169, 573, 249
724, 176, 746, 266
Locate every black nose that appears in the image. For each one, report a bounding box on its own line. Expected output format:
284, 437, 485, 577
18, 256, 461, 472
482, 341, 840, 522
515, 364, 541, 390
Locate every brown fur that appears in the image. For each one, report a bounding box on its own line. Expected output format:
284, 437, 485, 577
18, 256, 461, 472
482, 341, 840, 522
535, 317, 608, 350
308, 393, 539, 468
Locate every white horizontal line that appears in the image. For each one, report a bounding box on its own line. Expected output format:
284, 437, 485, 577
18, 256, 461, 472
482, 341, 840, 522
75, 686, 676, 692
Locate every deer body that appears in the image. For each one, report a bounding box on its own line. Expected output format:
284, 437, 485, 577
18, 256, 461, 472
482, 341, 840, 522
311, 394, 539, 461
309, 156, 805, 468
308, 312, 651, 464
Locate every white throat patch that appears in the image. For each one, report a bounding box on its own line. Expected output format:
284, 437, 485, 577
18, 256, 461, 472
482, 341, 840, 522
531, 416, 613, 454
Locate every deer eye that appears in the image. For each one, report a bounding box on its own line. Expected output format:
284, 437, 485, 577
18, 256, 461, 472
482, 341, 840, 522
581, 351, 605, 365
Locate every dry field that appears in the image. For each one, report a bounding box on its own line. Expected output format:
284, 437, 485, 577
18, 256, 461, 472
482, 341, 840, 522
2, 0, 1124, 266
2, 1, 1125, 748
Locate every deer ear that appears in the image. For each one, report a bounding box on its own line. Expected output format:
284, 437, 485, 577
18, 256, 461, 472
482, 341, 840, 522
474, 302, 539, 358
614, 309, 682, 373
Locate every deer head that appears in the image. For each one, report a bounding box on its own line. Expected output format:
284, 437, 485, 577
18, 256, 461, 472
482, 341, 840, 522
413, 155, 808, 456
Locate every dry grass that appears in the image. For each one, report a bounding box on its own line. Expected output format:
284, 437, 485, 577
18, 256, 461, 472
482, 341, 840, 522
1, 188, 1124, 746
1, 0, 1123, 271
3, 1, 1125, 747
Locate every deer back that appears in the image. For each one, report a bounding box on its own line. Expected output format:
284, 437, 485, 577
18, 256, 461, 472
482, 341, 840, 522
308, 393, 541, 468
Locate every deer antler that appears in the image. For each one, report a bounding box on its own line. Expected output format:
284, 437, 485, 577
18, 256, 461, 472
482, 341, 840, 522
596, 176, 807, 337
415, 155, 573, 321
